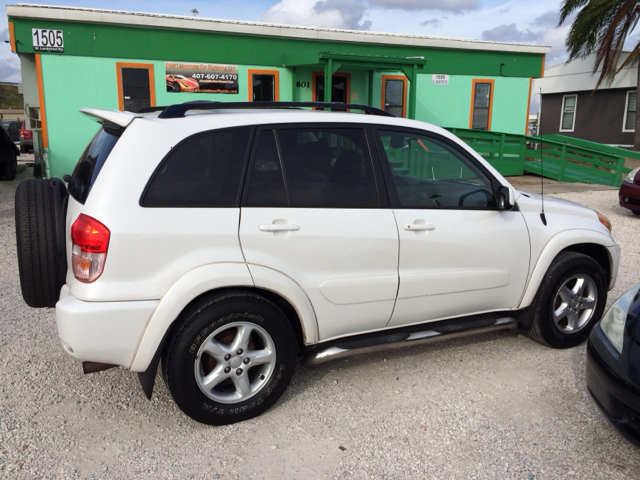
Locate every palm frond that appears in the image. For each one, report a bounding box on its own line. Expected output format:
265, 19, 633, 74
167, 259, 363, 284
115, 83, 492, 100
561, 0, 640, 88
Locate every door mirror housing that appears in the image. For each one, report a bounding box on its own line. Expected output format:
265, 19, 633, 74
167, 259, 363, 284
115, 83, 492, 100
497, 186, 515, 211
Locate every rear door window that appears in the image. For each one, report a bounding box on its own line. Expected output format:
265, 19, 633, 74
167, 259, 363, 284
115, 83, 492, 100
68, 126, 122, 204
243, 125, 379, 208
142, 127, 252, 207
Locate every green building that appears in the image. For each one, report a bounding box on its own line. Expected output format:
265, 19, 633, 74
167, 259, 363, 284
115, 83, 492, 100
7, 4, 548, 178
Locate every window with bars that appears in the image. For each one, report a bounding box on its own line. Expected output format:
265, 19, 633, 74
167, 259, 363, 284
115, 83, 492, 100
624, 91, 636, 132
560, 95, 577, 131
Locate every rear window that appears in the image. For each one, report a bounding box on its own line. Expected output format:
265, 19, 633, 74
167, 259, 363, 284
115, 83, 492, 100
141, 127, 252, 208
68, 126, 121, 204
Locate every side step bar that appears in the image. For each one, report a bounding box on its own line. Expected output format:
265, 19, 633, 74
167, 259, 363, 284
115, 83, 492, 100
302, 317, 518, 367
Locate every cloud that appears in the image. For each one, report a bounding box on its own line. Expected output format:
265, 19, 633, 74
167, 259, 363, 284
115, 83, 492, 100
262, 0, 371, 30
0, 28, 8, 42
532, 10, 558, 28
481, 23, 539, 42
422, 18, 441, 28
0, 58, 21, 83
368, 0, 480, 12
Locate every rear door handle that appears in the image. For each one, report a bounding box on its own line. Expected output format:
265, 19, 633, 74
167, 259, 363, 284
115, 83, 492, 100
259, 224, 300, 232
403, 223, 435, 231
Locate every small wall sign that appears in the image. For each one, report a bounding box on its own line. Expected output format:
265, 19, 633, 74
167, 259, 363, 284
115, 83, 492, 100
432, 74, 449, 85
32, 28, 64, 52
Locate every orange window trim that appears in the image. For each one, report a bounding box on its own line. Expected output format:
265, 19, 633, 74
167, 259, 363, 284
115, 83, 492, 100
115, 62, 156, 111
381, 74, 408, 118
34, 53, 48, 149
9, 22, 16, 53
469, 79, 495, 131
247, 69, 280, 102
312, 71, 351, 106
525, 78, 533, 134
540, 54, 546, 78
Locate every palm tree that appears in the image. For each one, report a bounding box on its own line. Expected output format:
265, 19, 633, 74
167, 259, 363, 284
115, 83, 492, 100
559, 0, 640, 149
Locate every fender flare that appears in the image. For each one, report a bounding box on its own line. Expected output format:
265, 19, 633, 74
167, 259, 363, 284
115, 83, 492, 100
518, 229, 617, 309
130, 262, 319, 372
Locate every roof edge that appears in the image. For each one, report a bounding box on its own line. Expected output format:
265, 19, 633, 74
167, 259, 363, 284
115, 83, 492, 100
8, 3, 551, 55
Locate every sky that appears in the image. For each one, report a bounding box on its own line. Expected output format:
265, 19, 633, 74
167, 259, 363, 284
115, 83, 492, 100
0, 0, 637, 113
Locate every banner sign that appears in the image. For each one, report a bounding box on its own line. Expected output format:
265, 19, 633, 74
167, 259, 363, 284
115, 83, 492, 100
431, 74, 449, 85
165, 62, 239, 94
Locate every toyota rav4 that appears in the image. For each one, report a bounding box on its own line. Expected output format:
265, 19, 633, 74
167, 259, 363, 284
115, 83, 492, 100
15, 101, 620, 425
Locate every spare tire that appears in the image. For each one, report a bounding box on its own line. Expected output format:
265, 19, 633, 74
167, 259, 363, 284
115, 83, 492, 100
15, 178, 68, 308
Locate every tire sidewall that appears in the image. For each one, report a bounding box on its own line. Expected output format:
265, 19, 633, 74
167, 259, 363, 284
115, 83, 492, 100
164, 295, 297, 425
535, 254, 607, 348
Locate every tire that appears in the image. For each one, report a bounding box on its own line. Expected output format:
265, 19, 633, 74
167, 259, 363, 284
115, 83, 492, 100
15, 178, 68, 308
632, 210, 640, 216
528, 251, 607, 348
20, 144, 26, 154
162, 291, 298, 425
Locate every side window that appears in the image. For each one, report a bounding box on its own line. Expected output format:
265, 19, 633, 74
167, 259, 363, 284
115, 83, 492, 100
276, 127, 378, 207
376, 129, 495, 209
245, 130, 288, 207
142, 127, 251, 207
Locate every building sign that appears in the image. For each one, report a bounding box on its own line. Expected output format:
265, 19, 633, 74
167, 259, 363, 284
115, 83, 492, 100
432, 74, 449, 85
165, 62, 239, 93
32, 28, 64, 52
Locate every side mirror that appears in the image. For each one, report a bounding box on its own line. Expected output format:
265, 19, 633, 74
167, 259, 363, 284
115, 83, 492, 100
497, 186, 515, 211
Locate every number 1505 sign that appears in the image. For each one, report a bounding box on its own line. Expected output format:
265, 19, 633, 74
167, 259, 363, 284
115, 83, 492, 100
32, 28, 64, 52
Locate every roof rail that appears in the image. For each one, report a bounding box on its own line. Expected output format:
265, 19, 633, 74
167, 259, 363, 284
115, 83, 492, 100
153, 101, 395, 119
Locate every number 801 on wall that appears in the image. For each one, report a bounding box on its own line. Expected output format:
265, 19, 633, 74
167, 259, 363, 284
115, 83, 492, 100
32, 28, 64, 52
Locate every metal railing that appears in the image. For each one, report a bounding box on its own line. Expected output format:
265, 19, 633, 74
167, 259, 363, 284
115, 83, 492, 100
447, 127, 634, 187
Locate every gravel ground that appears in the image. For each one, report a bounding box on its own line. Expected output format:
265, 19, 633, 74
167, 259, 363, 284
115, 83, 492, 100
1, 168, 640, 479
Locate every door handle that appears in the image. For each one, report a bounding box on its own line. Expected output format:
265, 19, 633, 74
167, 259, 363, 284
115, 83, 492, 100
259, 224, 300, 232
403, 223, 435, 231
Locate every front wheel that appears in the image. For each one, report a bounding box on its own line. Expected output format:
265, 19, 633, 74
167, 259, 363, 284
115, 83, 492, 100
163, 291, 298, 425
528, 251, 607, 348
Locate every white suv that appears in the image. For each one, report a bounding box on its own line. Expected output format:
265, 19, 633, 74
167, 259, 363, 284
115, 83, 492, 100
15, 101, 620, 425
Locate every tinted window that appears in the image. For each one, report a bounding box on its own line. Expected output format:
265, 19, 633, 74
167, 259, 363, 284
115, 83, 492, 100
277, 128, 378, 207
377, 129, 495, 209
68, 126, 121, 204
142, 127, 251, 208
245, 130, 287, 207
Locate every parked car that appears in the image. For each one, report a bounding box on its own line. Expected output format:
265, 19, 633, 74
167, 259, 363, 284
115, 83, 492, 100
19, 120, 33, 153
166, 74, 199, 92
620, 167, 640, 216
587, 284, 640, 447
0, 123, 19, 180
1, 120, 21, 143
14, 101, 620, 426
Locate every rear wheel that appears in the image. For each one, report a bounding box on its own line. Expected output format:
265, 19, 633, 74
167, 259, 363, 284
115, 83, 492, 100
632, 209, 640, 216
163, 291, 298, 425
528, 251, 607, 348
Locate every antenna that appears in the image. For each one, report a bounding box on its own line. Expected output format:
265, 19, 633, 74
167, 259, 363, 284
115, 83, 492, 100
538, 88, 547, 226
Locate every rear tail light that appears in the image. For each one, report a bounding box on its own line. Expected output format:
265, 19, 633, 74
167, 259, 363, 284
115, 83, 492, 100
71, 214, 110, 283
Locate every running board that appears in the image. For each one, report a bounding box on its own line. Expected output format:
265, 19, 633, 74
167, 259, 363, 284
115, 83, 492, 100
302, 317, 518, 367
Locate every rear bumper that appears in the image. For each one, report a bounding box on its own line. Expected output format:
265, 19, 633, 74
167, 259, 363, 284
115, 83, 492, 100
619, 181, 640, 212
56, 289, 157, 368
586, 338, 640, 447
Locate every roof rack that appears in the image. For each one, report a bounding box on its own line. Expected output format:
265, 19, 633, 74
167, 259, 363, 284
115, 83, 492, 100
143, 101, 395, 119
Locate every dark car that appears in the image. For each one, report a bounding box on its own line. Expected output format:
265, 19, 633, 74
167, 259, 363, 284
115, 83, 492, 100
0, 124, 19, 180
619, 167, 640, 216
587, 284, 640, 447
19, 120, 33, 153
1, 120, 21, 143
